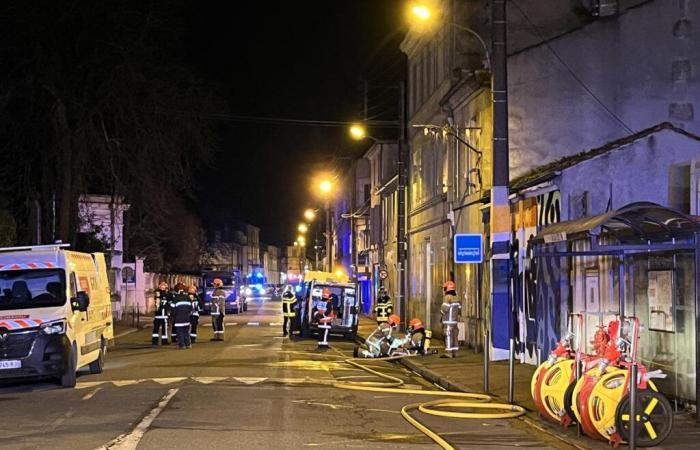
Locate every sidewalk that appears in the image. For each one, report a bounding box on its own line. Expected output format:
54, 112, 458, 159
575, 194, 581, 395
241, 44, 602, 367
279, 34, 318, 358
356, 316, 699, 450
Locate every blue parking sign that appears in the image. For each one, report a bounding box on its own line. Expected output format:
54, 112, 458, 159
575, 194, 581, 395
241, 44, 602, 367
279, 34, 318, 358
454, 234, 483, 264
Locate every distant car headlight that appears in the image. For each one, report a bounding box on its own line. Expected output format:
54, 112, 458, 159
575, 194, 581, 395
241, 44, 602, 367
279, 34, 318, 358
40, 319, 67, 335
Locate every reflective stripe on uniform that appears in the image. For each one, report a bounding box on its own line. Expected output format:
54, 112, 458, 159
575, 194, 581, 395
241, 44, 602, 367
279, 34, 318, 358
152, 333, 159, 337
155, 315, 168, 319
175, 302, 191, 307
174, 323, 190, 327
190, 333, 197, 337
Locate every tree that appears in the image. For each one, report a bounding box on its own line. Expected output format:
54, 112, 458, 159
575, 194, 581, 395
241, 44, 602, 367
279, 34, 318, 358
0, 0, 221, 270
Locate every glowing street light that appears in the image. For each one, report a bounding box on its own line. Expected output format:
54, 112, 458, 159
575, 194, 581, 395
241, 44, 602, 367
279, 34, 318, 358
411, 4, 431, 21
297, 236, 306, 246
304, 209, 316, 221
298, 223, 308, 233
293, 241, 299, 247
349, 123, 367, 140
319, 179, 333, 195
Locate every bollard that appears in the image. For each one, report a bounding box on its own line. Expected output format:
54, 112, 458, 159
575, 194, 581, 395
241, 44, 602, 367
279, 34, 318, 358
483, 330, 490, 393
508, 337, 515, 404
629, 362, 638, 449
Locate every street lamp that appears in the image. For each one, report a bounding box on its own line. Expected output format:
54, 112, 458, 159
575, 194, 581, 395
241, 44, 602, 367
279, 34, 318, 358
304, 209, 316, 222
349, 123, 367, 141
298, 223, 308, 234
407, 2, 490, 69
319, 179, 333, 195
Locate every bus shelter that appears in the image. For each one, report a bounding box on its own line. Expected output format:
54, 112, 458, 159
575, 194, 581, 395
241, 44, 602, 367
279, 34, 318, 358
532, 202, 699, 418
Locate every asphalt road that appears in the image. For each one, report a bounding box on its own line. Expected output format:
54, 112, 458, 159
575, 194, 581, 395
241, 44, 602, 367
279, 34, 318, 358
0, 299, 562, 450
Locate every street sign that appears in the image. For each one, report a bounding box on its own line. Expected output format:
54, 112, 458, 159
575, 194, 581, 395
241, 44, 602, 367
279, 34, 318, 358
378, 269, 388, 279
454, 233, 483, 264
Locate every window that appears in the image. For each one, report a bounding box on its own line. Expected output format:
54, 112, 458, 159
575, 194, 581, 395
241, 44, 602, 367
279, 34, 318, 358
411, 147, 423, 207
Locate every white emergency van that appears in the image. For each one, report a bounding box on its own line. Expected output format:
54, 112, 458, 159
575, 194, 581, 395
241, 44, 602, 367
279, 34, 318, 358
0, 244, 113, 387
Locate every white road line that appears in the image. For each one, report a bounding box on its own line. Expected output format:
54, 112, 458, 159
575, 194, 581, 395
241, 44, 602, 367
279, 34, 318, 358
114, 329, 138, 339
95, 388, 179, 450
82, 387, 102, 400
247, 322, 260, 326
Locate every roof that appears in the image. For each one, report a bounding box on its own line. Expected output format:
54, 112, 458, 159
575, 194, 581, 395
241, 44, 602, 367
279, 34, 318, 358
511, 122, 700, 192
534, 202, 700, 244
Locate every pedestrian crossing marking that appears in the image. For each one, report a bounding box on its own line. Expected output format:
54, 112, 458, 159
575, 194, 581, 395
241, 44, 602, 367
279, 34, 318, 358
152, 377, 187, 385
75, 376, 337, 389
233, 377, 267, 385
192, 377, 229, 384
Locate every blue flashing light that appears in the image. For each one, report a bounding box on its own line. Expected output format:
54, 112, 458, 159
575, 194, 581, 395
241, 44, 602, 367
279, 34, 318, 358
255, 273, 262, 278
295, 285, 302, 293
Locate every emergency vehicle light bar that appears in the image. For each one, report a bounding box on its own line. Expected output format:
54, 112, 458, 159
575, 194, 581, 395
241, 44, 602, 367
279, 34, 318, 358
0, 243, 71, 253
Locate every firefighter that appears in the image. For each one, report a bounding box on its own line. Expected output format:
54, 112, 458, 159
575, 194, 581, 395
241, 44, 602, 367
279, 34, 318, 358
407, 318, 435, 355
315, 289, 336, 349
152, 281, 171, 346
440, 280, 461, 358
374, 287, 393, 326
281, 285, 297, 336
172, 283, 193, 349
188, 285, 201, 343
210, 278, 226, 341
359, 314, 401, 358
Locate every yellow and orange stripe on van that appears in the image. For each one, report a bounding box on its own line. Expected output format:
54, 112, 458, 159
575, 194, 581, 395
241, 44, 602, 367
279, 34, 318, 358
0, 262, 57, 271
0, 318, 44, 330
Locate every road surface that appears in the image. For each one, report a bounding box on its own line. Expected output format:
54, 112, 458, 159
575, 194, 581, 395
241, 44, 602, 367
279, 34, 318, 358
0, 298, 565, 450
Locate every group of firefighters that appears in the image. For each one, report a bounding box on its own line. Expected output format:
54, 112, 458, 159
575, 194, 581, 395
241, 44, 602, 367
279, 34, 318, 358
153, 277, 462, 356
151, 277, 228, 349
366, 280, 462, 359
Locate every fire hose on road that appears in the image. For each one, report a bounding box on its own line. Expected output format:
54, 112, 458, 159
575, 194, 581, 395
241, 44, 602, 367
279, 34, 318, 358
333, 353, 526, 450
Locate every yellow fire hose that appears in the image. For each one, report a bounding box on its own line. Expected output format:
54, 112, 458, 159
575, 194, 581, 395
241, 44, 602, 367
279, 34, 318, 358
334, 354, 526, 450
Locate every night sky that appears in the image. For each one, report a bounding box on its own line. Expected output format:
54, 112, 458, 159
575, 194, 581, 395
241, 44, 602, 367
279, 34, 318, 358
184, 1, 406, 247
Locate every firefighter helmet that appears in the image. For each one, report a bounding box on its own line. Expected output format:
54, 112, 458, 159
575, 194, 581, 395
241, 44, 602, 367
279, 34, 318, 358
409, 318, 423, 330
388, 314, 401, 327
322, 288, 332, 299
284, 284, 293, 293
443, 280, 456, 292
174, 282, 186, 292
188, 285, 197, 294
212, 278, 224, 287
158, 281, 168, 290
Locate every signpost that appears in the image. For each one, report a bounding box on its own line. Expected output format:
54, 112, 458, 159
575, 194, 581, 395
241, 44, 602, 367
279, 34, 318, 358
453, 233, 484, 264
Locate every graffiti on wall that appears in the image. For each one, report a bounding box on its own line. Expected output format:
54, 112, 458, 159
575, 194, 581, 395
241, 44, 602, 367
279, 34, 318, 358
512, 190, 561, 364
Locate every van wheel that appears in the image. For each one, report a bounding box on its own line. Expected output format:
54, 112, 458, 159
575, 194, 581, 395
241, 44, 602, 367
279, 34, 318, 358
61, 346, 77, 388
89, 339, 106, 374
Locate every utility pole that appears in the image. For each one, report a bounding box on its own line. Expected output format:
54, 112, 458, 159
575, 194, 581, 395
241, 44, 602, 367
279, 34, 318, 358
325, 201, 332, 272
490, 0, 513, 369
397, 80, 408, 326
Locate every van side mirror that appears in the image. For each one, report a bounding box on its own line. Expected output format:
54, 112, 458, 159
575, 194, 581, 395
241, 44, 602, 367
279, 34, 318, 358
73, 291, 90, 312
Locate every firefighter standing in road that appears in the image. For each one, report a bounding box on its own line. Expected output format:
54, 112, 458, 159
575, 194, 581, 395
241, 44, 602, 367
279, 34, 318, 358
152, 281, 172, 346
188, 285, 201, 343
281, 285, 297, 336
210, 278, 226, 341
172, 283, 193, 349
315, 288, 336, 349
374, 287, 393, 326
440, 281, 461, 358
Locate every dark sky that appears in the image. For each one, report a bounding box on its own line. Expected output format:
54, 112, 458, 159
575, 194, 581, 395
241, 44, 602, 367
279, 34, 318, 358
184, 1, 406, 246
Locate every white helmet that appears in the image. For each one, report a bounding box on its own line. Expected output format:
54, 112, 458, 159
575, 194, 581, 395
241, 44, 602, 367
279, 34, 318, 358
284, 285, 293, 293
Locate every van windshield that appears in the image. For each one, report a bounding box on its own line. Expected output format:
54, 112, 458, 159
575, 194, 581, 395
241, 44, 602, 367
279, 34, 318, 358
0, 269, 66, 310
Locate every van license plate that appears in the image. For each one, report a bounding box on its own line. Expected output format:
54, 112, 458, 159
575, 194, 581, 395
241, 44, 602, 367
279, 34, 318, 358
0, 360, 21, 370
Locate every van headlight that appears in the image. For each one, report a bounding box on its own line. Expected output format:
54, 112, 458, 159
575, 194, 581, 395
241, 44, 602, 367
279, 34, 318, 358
40, 319, 67, 335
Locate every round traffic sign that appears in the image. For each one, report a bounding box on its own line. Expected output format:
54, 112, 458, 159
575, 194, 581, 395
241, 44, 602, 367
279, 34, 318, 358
379, 269, 388, 280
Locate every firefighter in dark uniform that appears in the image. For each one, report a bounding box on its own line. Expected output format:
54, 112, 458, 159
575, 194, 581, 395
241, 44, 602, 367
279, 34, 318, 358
315, 288, 336, 349
407, 318, 436, 355
172, 283, 193, 349
188, 285, 201, 343
374, 287, 393, 326
210, 278, 226, 341
440, 280, 461, 358
281, 285, 297, 336
152, 281, 172, 346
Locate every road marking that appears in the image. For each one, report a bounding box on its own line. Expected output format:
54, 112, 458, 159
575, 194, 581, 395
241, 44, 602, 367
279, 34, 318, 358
114, 329, 138, 339
233, 377, 267, 385
269, 322, 282, 326
247, 321, 260, 326
82, 387, 102, 400
95, 388, 179, 450
152, 377, 187, 385
192, 377, 229, 384
112, 379, 145, 387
